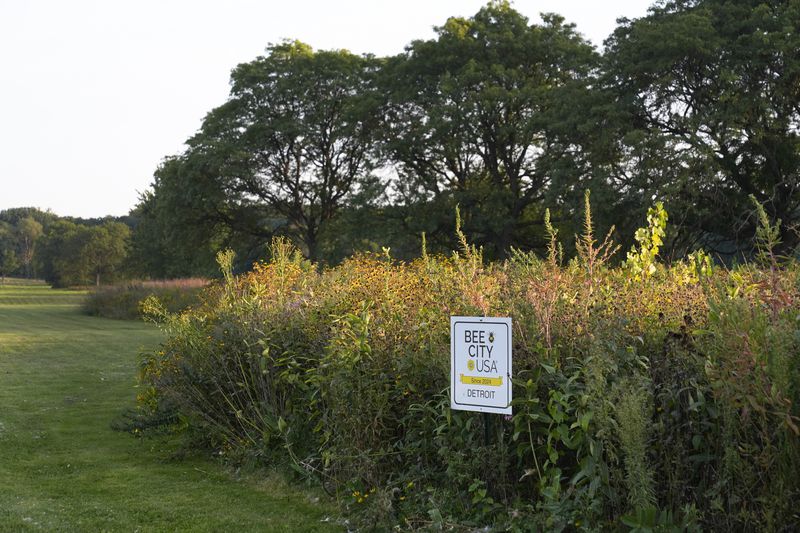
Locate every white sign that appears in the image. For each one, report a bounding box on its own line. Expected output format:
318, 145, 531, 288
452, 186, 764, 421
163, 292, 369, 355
450, 316, 512, 414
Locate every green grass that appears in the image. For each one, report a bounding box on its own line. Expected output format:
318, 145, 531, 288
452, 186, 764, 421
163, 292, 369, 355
0, 283, 340, 532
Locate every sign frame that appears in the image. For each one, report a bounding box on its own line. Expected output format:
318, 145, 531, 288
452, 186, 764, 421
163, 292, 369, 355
450, 316, 512, 415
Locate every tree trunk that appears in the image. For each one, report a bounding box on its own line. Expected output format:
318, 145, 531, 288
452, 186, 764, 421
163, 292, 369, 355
306, 235, 318, 263
96, 272, 101, 287
305, 224, 319, 263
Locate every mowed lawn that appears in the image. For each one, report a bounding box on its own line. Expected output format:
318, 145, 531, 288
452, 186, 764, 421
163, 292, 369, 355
0, 280, 339, 532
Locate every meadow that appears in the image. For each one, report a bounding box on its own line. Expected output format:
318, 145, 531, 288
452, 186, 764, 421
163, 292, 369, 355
3, 198, 798, 531
134, 205, 800, 531
0, 278, 340, 532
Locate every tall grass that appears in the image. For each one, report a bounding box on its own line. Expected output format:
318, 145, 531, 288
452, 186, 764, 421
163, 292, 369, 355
132, 207, 800, 530
83, 278, 208, 319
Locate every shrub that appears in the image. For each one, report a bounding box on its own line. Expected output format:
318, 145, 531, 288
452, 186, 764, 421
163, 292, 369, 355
132, 207, 800, 530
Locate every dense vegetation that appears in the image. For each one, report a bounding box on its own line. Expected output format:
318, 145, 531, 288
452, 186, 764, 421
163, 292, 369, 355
2, 0, 799, 529
135, 199, 799, 530
4, 0, 798, 280
0, 207, 131, 287
131, 0, 800, 275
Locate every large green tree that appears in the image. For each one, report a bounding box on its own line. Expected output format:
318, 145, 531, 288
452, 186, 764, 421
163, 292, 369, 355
184, 41, 383, 260
604, 0, 800, 255
38, 220, 83, 287
82, 221, 130, 286
382, 1, 598, 256
127, 157, 252, 278
38, 220, 130, 287
0, 208, 55, 278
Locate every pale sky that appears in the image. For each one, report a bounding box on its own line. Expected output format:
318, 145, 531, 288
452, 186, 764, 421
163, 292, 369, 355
0, 1, 652, 218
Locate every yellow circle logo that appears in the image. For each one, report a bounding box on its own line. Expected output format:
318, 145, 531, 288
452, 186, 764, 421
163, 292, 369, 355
467, 360, 475, 371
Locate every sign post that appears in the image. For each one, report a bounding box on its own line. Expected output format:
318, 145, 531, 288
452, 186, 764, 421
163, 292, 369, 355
450, 316, 512, 415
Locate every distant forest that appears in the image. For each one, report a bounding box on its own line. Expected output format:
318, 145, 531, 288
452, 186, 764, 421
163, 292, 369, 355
3, 0, 799, 282
0, 207, 131, 286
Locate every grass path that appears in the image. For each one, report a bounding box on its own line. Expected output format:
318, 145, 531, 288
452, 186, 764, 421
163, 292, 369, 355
0, 281, 339, 532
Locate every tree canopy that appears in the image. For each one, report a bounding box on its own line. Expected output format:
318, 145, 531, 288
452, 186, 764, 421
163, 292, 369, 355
384, 3, 598, 256
604, 0, 800, 254
179, 41, 383, 261
123, 0, 800, 273
0, 210, 50, 280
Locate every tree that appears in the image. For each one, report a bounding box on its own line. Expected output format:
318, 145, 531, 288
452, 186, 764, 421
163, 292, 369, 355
127, 158, 246, 278
16, 217, 43, 278
383, 1, 598, 257
38, 220, 130, 287
82, 222, 130, 286
186, 41, 383, 260
37, 219, 83, 287
0, 209, 57, 279
604, 0, 800, 255
0, 221, 19, 282
0, 248, 18, 283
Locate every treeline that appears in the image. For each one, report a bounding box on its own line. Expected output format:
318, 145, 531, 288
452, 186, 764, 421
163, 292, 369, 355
0, 207, 131, 287
129, 0, 800, 276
